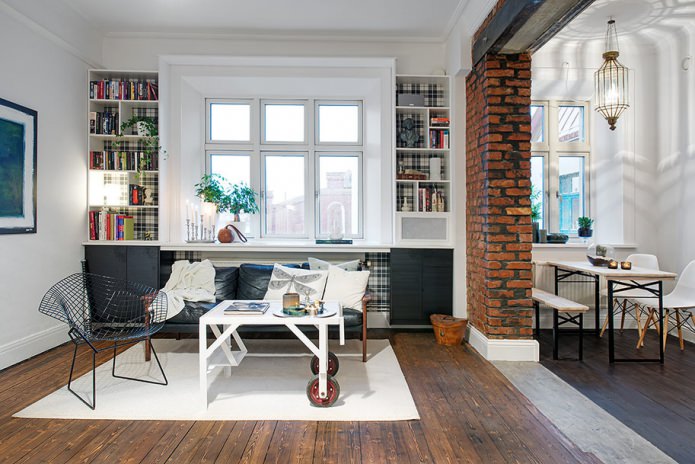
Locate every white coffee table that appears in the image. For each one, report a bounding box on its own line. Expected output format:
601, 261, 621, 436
199, 300, 344, 408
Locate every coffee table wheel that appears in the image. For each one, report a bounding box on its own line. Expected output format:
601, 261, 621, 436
310, 352, 339, 376
306, 374, 340, 407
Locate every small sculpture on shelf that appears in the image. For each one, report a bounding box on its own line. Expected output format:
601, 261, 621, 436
399, 117, 419, 148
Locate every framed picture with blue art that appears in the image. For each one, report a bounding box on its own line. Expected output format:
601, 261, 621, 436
0, 97, 37, 234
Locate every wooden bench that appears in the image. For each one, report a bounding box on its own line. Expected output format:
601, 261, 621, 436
532, 288, 589, 360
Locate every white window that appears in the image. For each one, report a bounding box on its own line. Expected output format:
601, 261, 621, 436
206, 98, 363, 239
317, 152, 362, 238
531, 100, 590, 235
207, 100, 252, 143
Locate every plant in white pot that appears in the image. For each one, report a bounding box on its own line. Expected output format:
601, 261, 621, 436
224, 183, 260, 233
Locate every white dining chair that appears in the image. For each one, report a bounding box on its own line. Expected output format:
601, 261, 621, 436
599, 254, 660, 342
632, 260, 695, 351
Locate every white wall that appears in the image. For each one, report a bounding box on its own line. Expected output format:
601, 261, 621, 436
102, 36, 446, 76
0, 6, 94, 369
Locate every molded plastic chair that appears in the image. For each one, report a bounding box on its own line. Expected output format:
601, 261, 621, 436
599, 254, 660, 340
632, 260, 695, 351
38, 273, 168, 409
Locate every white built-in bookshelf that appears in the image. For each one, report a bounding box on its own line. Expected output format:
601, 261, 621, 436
394, 75, 452, 244
87, 69, 160, 242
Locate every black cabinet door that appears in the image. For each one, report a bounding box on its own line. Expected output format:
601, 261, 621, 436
390, 249, 424, 325
126, 246, 160, 289
84, 245, 159, 288
422, 249, 454, 320
390, 248, 453, 325
84, 246, 127, 280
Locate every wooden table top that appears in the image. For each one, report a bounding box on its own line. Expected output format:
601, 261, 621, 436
545, 260, 677, 281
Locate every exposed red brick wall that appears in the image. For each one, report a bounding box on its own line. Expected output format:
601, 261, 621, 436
466, 53, 533, 339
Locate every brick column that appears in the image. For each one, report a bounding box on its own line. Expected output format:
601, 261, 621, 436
465, 53, 533, 339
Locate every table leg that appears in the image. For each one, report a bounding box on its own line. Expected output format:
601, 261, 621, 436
659, 281, 664, 364
594, 275, 600, 335
608, 281, 615, 363
534, 301, 540, 340
199, 321, 208, 409
319, 323, 328, 399
552, 310, 559, 360
224, 324, 231, 377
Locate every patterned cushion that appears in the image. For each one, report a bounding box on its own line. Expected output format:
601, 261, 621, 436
264, 264, 328, 301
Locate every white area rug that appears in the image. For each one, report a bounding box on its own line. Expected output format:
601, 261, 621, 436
15, 338, 419, 421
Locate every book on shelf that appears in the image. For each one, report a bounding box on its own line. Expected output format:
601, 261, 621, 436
90, 78, 158, 101
430, 117, 450, 127
89, 150, 158, 171
418, 187, 446, 212
223, 301, 269, 315
89, 210, 134, 240
315, 239, 353, 244
429, 129, 449, 149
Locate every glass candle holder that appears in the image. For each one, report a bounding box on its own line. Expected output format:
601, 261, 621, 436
608, 260, 619, 269
283, 293, 300, 309
621, 261, 632, 270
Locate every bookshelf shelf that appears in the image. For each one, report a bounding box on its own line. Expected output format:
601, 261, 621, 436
87, 69, 160, 242
394, 74, 453, 244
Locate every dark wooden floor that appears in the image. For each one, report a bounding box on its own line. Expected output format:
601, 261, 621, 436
539, 329, 695, 463
0, 332, 600, 463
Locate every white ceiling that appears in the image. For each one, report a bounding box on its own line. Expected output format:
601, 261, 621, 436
60, 0, 469, 41
554, 0, 695, 42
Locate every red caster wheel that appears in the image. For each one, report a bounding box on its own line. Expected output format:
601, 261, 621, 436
310, 352, 339, 376
306, 374, 340, 407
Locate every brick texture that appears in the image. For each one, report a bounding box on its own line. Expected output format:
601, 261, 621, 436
466, 53, 533, 340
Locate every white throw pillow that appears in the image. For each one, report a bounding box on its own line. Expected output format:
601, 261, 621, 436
323, 264, 370, 311
308, 256, 361, 272
264, 264, 328, 301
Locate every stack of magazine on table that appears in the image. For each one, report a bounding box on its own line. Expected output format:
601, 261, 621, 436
223, 301, 269, 315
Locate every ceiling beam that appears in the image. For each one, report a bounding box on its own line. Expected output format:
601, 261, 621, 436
472, 0, 596, 64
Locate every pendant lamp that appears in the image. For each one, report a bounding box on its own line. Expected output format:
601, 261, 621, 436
594, 19, 629, 130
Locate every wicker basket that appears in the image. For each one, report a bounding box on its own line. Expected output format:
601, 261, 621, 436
430, 314, 468, 346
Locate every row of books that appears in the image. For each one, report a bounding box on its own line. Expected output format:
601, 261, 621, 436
429, 129, 450, 149
89, 211, 135, 240
430, 117, 450, 127
418, 188, 447, 212
90, 79, 158, 101
89, 110, 119, 135
89, 151, 159, 171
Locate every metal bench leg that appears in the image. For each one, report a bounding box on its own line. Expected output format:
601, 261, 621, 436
553, 309, 559, 360
579, 313, 584, 361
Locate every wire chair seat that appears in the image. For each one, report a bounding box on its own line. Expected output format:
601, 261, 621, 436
38, 273, 168, 409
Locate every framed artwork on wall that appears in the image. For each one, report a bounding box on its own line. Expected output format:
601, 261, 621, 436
0, 97, 37, 234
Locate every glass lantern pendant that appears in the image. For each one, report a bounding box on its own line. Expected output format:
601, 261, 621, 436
594, 19, 629, 131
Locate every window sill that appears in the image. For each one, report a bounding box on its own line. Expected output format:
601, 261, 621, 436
533, 242, 638, 249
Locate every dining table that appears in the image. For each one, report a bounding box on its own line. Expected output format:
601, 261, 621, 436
545, 260, 677, 363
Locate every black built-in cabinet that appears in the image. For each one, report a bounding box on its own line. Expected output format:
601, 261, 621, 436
390, 248, 453, 325
84, 245, 160, 289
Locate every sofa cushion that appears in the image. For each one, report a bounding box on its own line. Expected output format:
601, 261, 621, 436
214, 266, 239, 301
323, 265, 370, 311
237, 263, 300, 300
342, 307, 363, 327
308, 257, 361, 272
166, 301, 217, 324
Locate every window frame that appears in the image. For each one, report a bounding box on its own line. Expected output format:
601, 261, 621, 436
315, 151, 364, 239
532, 100, 591, 236
314, 100, 363, 146
261, 99, 310, 145
206, 98, 255, 145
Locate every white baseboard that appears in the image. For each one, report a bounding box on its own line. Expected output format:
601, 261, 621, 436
467, 325, 539, 361
0, 325, 68, 371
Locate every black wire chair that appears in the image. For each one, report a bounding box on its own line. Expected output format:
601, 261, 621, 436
38, 273, 168, 409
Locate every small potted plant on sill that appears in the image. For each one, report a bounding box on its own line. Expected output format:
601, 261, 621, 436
194, 173, 229, 210
530, 185, 542, 243
225, 182, 260, 222
578, 216, 594, 238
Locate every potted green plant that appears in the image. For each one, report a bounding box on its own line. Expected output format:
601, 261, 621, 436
194, 174, 229, 211
112, 115, 164, 175
578, 216, 594, 237
530, 186, 542, 242
225, 182, 260, 222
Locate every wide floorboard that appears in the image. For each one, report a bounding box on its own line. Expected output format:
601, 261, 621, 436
0, 333, 600, 463
539, 329, 695, 463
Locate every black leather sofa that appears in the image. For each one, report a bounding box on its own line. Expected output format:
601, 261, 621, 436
158, 263, 369, 362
